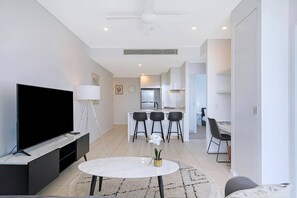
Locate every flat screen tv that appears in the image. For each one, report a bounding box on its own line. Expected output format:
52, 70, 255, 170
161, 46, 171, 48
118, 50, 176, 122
17, 84, 73, 154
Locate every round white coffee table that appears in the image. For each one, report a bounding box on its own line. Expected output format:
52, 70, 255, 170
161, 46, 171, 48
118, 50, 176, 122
78, 157, 179, 198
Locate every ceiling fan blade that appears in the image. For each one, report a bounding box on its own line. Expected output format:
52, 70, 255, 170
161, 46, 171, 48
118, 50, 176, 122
105, 16, 141, 20
155, 14, 190, 21
144, 0, 155, 14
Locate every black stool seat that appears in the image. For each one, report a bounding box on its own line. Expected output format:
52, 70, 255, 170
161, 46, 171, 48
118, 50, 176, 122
167, 112, 183, 143
132, 112, 148, 142
150, 112, 165, 142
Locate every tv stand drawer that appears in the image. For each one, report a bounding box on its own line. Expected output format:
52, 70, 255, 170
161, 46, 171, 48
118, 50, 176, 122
0, 149, 59, 195
28, 149, 59, 194
0, 133, 89, 195
76, 133, 89, 160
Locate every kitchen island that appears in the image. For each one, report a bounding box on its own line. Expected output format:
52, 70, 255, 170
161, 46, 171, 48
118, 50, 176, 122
127, 109, 185, 142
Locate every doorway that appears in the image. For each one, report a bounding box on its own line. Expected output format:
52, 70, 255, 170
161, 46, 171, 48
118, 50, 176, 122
189, 73, 206, 140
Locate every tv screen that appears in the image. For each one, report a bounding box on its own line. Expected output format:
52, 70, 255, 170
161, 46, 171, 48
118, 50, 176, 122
17, 84, 73, 151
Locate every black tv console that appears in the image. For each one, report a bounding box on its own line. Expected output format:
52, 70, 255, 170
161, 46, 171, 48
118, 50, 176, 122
0, 133, 89, 195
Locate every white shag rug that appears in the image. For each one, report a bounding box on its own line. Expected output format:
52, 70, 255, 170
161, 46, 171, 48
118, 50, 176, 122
68, 160, 222, 198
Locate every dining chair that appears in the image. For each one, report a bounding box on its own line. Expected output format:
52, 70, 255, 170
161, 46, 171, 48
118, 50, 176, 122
207, 117, 231, 163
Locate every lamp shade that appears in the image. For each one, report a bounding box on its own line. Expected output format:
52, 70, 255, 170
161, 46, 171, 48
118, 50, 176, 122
77, 85, 100, 100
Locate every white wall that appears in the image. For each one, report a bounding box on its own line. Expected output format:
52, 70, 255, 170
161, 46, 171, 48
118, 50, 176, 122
0, 0, 113, 157
205, 40, 231, 152
113, 78, 140, 124
186, 63, 206, 132
196, 75, 207, 111
231, 0, 290, 184
261, 0, 290, 184
293, 0, 297, 196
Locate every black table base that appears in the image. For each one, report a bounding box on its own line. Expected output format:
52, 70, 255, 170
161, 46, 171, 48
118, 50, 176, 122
89, 175, 164, 198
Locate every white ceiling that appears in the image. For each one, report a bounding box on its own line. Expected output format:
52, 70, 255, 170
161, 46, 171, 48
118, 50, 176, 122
37, 0, 241, 77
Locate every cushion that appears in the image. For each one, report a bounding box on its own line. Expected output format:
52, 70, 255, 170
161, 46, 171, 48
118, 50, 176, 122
225, 183, 291, 198
225, 176, 258, 196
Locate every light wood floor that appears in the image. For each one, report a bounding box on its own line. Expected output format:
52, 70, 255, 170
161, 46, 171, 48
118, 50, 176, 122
38, 125, 231, 197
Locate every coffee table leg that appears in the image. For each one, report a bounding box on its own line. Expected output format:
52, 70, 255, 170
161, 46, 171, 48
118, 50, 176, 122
157, 176, 164, 198
90, 175, 97, 195
99, 176, 103, 191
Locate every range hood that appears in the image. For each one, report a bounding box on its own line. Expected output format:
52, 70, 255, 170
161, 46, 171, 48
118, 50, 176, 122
169, 88, 185, 92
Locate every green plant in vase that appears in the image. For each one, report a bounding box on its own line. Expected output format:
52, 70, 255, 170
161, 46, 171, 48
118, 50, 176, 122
146, 134, 163, 167
154, 148, 162, 167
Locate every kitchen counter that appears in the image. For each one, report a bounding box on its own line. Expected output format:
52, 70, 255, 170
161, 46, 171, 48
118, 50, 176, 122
127, 109, 186, 142
128, 108, 185, 113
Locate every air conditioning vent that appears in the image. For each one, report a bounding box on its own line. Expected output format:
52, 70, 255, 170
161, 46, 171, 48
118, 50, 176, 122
124, 49, 178, 55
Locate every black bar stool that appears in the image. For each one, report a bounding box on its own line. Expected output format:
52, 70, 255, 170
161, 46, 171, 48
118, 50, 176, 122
167, 112, 184, 143
132, 112, 148, 142
150, 112, 165, 142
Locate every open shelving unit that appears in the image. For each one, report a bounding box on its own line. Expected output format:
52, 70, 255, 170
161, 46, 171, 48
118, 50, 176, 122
216, 68, 231, 94
216, 68, 231, 76
216, 89, 231, 94
59, 141, 76, 172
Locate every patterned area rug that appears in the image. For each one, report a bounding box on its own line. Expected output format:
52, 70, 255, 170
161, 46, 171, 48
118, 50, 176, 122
68, 160, 222, 198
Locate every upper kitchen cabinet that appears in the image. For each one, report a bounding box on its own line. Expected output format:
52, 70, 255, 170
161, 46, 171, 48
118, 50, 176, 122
140, 75, 161, 88
169, 66, 185, 91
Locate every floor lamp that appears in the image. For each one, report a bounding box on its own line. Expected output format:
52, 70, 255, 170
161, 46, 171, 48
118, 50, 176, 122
77, 85, 107, 156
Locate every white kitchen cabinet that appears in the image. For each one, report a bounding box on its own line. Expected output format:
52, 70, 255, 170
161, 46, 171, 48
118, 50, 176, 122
140, 76, 150, 88
180, 65, 185, 89
150, 75, 161, 88
140, 75, 160, 88
169, 67, 185, 90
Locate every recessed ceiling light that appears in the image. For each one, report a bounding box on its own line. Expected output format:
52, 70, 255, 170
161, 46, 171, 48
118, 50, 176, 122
192, 26, 197, 30
222, 26, 228, 30
138, 64, 142, 67
103, 27, 109, 31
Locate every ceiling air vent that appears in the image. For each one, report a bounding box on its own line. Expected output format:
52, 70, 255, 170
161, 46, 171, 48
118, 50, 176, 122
124, 49, 178, 55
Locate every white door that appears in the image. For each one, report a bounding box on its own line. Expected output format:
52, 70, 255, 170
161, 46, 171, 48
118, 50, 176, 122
233, 9, 259, 181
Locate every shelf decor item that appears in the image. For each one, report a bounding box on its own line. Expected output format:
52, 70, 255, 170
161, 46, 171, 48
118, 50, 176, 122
146, 134, 163, 167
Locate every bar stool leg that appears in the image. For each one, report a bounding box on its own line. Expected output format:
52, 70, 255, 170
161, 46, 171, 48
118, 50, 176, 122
133, 121, 138, 142
166, 123, 169, 140
135, 121, 139, 139
167, 121, 172, 139
178, 121, 184, 143
160, 121, 165, 142
176, 121, 180, 139
143, 121, 148, 138
166, 121, 169, 141
151, 121, 155, 135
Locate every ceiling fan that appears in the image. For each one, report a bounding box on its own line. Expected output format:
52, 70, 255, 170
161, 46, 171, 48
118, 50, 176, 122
105, 0, 188, 24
